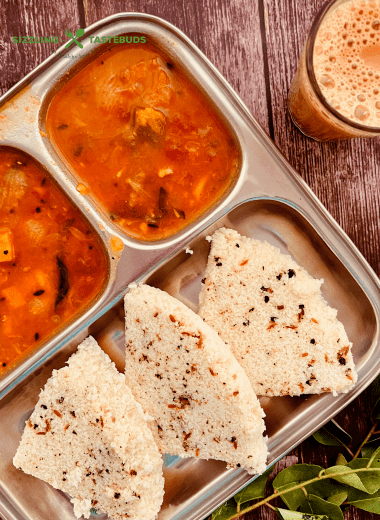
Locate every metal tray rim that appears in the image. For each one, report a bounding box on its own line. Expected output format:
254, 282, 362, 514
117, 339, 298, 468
0, 12, 379, 520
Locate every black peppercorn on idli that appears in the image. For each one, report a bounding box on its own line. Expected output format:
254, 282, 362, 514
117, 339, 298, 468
124, 285, 268, 475
13, 336, 164, 520
198, 228, 357, 397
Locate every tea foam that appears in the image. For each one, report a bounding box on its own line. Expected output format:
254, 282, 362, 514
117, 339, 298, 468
314, 0, 380, 126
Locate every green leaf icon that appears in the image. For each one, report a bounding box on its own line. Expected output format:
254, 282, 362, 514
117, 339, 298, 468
76, 28, 85, 38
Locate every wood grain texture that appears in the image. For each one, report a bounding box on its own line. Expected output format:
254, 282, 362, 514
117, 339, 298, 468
82, 0, 270, 132
0, 1, 379, 519
0, 0, 81, 96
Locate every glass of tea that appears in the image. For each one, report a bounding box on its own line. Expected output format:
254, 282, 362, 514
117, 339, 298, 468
288, 0, 380, 141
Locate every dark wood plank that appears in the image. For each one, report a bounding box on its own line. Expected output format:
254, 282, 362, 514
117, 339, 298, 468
0, 0, 81, 96
263, 0, 380, 277
81, 0, 270, 132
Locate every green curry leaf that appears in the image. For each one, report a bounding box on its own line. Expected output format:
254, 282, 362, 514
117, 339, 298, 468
234, 466, 273, 505
347, 487, 380, 513
313, 420, 351, 448
305, 494, 344, 520
325, 459, 380, 493
276, 508, 328, 520
361, 436, 380, 458
273, 464, 323, 489
336, 453, 348, 466
211, 499, 237, 520
325, 484, 348, 506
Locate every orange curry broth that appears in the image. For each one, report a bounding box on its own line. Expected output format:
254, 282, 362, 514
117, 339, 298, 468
0, 149, 107, 372
46, 43, 239, 241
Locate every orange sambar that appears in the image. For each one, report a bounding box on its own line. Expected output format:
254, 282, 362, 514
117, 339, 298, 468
0, 149, 108, 373
47, 43, 239, 241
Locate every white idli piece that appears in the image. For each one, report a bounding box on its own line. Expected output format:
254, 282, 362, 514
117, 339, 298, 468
124, 285, 268, 475
13, 336, 164, 520
198, 227, 357, 397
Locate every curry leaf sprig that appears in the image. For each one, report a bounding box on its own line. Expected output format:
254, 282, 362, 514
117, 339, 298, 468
210, 375, 380, 520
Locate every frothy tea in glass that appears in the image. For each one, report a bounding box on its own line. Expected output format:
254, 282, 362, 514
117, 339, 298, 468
289, 0, 380, 140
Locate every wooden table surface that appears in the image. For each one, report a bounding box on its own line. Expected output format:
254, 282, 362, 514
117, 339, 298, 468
1, 1, 379, 519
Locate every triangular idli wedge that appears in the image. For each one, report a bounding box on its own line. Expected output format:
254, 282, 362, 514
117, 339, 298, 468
124, 285, 268, 475
13, 337, 164, 520
198, 228, 357, 397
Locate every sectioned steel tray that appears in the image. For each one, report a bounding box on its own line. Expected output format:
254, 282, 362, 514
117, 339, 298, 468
0, 12, 379, 520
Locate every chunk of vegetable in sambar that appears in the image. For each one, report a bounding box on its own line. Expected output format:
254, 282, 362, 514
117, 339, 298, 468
1, 286, 25, 308
0, 228, 15, 262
